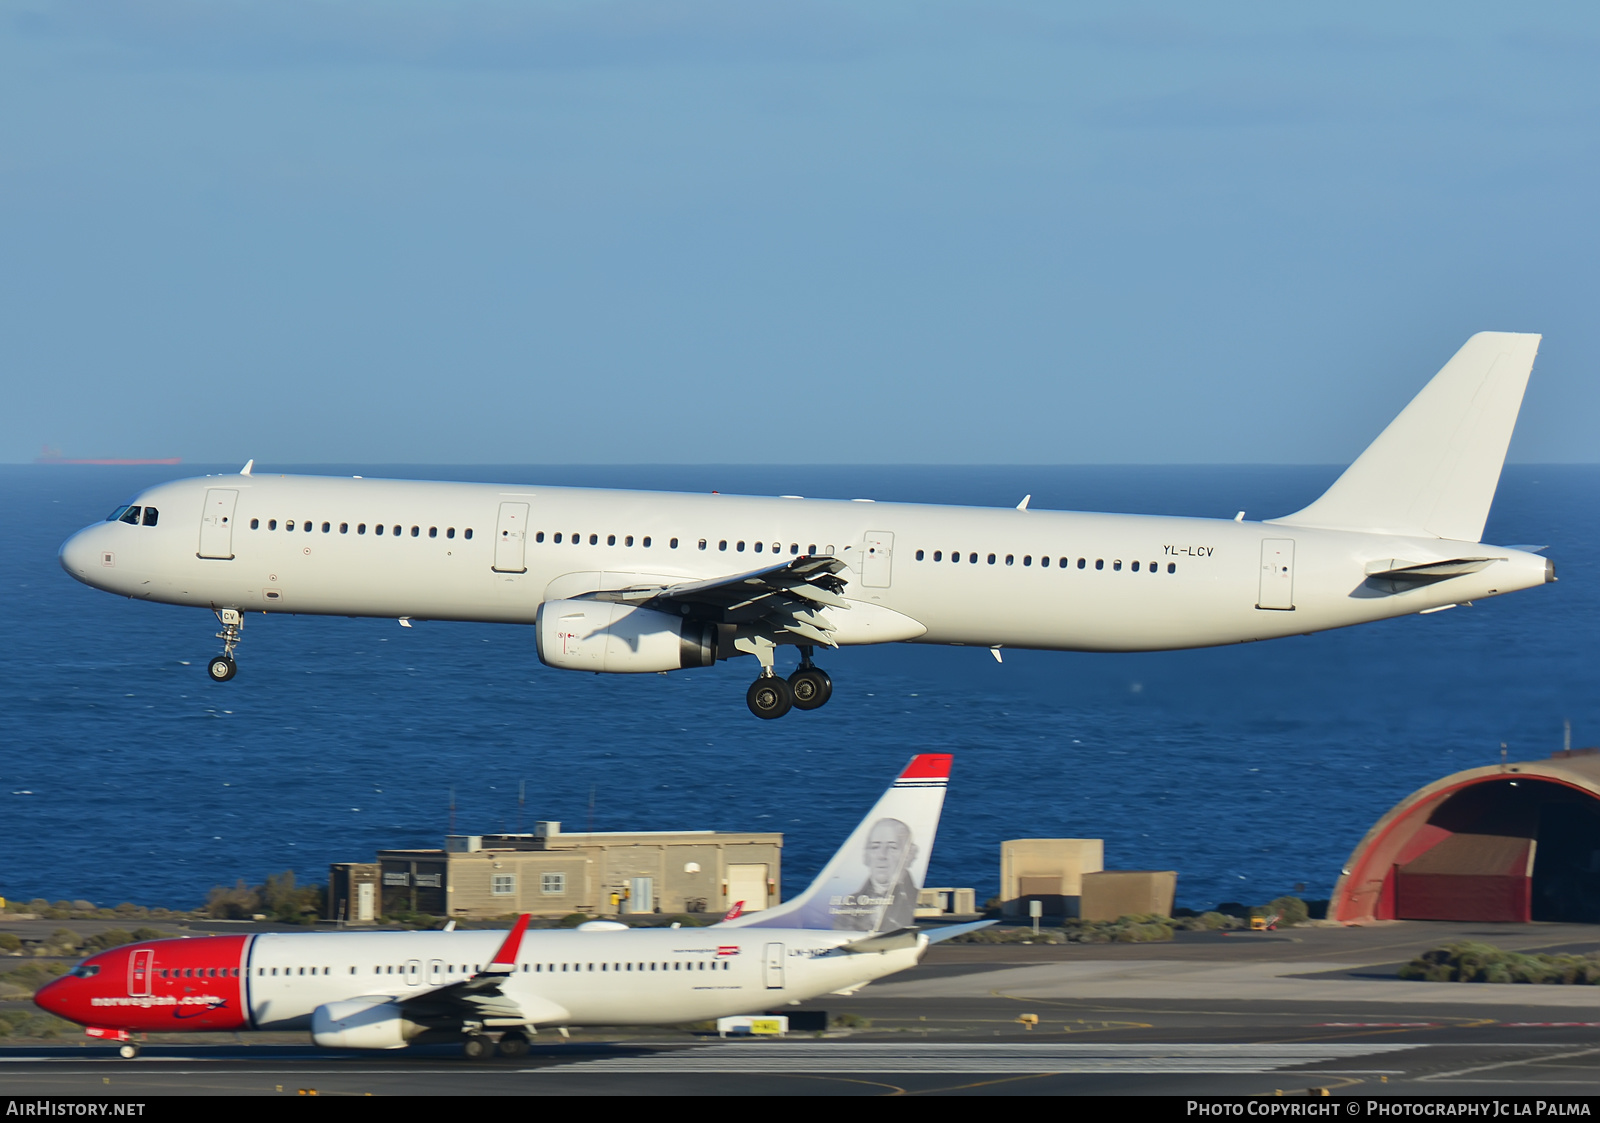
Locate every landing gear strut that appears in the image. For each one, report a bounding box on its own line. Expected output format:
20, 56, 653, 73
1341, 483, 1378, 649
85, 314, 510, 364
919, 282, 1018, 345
788, 646, 833, 711
208, 609, 242, 682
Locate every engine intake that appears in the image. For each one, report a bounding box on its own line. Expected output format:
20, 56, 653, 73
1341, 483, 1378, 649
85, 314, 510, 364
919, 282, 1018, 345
536, 600, 717, 673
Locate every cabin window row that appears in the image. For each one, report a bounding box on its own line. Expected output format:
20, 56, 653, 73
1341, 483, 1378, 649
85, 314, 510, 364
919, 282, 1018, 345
248, 518, 473, 539
158, 967, 238, 978
914, 550, 1176, 574
533, 533, 833, 556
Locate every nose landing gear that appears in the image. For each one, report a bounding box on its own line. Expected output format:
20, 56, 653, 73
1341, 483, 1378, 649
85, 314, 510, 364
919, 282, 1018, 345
208, 609, 242, 682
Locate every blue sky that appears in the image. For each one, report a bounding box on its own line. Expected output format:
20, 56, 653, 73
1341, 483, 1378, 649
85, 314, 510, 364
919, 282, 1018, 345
3, 2, 1597, 464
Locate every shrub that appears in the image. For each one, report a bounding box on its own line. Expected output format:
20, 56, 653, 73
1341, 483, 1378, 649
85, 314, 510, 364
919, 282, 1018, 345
1267, 896, 1310, 926
130, 927, 165, 942
0, 934, 20, 953
557, 913, 590, 928
1399, 942, 1600, 986
831, 1013, 871, 1029
83, 929, 135, 953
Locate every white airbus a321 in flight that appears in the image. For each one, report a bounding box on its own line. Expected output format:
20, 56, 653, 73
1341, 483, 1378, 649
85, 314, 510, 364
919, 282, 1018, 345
60, 333, 1554, 718
37, 754, 973, 1058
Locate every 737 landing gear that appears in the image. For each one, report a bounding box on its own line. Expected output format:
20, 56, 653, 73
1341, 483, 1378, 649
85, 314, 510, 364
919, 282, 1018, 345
746, 673, 793, 720
208, 609, 242, 683
118, 1043, 140, 1059
789, 646, 833, 711
496, 1031, 530, 1058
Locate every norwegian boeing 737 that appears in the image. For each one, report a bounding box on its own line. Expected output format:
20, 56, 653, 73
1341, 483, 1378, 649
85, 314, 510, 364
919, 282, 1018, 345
59, 333, 1554, 718
37, 755, 973, 1058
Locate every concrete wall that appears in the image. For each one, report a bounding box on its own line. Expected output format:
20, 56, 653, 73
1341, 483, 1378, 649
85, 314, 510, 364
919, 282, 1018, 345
1080, 870, 1177, 922
1000, 839, 1104, 917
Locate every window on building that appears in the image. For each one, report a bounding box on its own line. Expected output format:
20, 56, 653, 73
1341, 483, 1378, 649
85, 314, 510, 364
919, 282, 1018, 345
541, 872, 566, 895
492, 875, 515, 896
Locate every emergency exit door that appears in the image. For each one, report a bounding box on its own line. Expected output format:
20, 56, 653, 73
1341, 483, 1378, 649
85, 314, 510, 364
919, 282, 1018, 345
1257, 539, 1296, 610
493, 502, 530, 573
862, 531, 894, 588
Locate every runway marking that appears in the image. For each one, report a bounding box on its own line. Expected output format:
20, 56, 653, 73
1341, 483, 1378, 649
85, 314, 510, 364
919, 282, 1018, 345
1419, 1046, 1600, 1082
537, 1042, 1422, 1075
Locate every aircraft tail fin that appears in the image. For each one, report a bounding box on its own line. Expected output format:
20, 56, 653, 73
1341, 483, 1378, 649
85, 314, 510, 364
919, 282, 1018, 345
715, 754, 950, 935
1270, 332, 1540, 543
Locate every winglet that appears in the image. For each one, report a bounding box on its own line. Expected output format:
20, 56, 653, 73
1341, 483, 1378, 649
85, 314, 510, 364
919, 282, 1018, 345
240, 459, 254, 476
898, 754, 952, 780
484, 914, 531, 974
1016, 495, 1031, 511
722, 901, 745, 922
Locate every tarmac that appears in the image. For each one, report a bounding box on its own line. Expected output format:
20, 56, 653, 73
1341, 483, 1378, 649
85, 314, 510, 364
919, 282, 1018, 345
4, 919, 1600, 1096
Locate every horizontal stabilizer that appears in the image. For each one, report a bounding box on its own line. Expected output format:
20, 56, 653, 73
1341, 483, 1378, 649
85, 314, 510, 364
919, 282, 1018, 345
1272, 332, 1540, 542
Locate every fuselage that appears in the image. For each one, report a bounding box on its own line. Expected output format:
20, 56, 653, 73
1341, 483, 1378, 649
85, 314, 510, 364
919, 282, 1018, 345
59, 472, 1552, 654
36, 925, 919, 1037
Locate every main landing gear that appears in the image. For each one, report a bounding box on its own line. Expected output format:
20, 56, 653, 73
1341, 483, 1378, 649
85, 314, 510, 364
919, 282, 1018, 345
461, 1031, 530, 1059
208, 609, 242, 682
118, 1043, 140, 1059
746, 645, 833, 720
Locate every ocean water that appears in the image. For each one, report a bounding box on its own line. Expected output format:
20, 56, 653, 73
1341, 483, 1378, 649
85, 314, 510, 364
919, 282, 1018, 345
2, 463, 1595, 913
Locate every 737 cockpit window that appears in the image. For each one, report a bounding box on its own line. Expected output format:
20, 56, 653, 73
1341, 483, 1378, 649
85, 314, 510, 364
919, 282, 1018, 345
70, 964, 100, 978
142, 508, 159, 526
116, 506, 142, 525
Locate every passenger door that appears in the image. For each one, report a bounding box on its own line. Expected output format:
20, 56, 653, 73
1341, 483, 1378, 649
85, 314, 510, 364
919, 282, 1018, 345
128, 949, 153, 997
1257, 539, 1296, 610
198, 489, 239, 560
763, 943, 785, 990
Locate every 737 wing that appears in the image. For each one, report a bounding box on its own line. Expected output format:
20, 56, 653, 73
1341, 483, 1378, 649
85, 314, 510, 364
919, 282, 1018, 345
391, 915, 560, 1026
596, 555, 850, 648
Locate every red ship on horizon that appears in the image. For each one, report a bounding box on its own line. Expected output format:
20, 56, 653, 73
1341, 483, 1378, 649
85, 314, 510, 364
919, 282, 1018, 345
35, 445, 181, 466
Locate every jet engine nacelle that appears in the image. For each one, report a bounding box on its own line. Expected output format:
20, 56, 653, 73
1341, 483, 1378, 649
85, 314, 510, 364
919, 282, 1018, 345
311, 998, 422, 1050
536, 600, 718, 673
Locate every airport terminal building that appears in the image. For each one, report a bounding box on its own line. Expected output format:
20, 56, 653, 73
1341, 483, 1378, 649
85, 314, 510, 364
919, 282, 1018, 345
330, 821, 782, 923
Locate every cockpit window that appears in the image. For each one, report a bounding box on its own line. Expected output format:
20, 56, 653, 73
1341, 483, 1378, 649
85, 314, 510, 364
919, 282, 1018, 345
106, 506, 132, 523
142, 507, 159, 527
118, 506, 142, 526
70, 964, 101, 978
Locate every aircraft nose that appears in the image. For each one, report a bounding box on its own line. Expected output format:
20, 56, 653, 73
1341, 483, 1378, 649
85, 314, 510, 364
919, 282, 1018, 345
59, 525, 106, 585
33, 974, 68, 1017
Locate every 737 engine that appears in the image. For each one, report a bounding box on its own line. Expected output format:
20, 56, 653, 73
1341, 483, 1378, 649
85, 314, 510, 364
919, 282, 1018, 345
535, 600, 718, 673
311, 998, 424, 1050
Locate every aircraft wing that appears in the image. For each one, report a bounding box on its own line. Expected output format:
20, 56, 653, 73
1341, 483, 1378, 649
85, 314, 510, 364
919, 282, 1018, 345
390, 915, 559, 1025
599, 556, 851, 648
